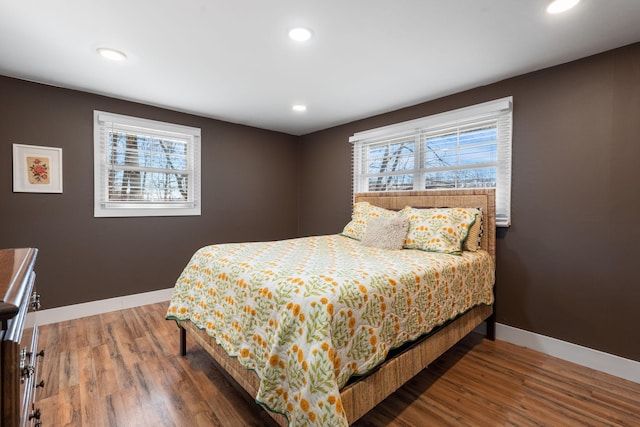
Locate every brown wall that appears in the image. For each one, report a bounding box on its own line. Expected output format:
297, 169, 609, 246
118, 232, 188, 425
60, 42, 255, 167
1, 77, 299, 309
2, 42, 639, 363
299, 43, 640, 362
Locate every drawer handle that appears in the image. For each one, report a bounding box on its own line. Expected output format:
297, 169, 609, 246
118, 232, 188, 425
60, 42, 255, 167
27, 349, 45, 359
20, 347, 34, 383
29, 407, 41, 421
31, 292, 41, 311
36, 380, 45, 388
21, 364, 34, 382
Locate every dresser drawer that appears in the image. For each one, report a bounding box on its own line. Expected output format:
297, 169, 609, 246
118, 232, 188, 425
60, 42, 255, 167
1, 248, 40, 427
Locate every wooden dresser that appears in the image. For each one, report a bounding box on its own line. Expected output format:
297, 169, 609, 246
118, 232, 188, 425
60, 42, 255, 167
0, 248, 43, 427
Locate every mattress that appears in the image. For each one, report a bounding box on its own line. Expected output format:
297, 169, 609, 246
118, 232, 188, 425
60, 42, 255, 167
166, 234, 494, 426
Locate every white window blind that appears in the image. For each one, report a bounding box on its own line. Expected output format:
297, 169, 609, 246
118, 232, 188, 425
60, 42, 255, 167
93, 111, 201, 217
350, 97, 513, 227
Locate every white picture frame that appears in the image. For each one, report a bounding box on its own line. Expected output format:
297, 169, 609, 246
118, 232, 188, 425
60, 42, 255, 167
12, 144, 63, 193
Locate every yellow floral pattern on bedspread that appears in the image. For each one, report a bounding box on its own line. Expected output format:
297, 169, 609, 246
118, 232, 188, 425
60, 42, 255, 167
166, 235, 494, 426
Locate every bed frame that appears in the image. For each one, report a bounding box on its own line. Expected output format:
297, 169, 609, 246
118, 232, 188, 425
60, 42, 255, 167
176, 189, 496, 425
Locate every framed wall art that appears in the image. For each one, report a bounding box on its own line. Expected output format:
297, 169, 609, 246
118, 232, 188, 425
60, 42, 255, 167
12, 144, 63, 193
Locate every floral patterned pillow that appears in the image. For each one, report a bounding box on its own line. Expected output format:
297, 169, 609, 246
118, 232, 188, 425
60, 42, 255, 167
462, 209, 483, 252
341, 202, 399, 241
401, 207, 481, 254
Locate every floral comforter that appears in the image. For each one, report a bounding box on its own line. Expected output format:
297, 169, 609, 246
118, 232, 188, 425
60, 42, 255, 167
166, 235, 494, 426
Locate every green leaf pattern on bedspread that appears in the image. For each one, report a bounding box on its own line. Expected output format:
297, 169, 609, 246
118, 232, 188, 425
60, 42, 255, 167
166, 235, 494, 426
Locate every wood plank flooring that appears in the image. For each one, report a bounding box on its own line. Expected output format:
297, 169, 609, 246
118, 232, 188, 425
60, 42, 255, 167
36, 302, 640, 426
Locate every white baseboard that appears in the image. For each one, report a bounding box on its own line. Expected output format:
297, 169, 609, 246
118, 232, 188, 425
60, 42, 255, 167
25, 288, 174, 328
27, 291, 639, 384
495, 323, 640, 384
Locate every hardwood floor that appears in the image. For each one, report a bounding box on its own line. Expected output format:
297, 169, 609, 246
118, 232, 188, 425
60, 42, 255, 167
37, 302, 640, 426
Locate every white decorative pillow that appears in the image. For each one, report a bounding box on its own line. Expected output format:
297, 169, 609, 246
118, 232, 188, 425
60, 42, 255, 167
361, 216, 409, 250
341, 202, 399, 241
402, 207, 481, 254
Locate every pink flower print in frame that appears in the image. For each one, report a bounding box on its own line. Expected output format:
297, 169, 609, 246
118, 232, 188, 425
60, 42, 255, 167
13, 144, 62, 193
27, 156, 50, 184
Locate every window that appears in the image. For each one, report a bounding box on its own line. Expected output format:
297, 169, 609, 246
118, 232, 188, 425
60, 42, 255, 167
93, 111, 201, 217
350, 97, 512, 226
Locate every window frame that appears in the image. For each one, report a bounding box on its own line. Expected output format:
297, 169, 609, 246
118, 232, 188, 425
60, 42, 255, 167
350, 97, 513, 227
93, 111, 202, 218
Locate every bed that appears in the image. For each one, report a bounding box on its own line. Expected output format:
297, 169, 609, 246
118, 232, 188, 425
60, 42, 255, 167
166, 189, 496, 426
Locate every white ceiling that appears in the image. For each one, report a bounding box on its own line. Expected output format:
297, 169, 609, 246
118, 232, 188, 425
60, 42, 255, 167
1, 1, 639, 136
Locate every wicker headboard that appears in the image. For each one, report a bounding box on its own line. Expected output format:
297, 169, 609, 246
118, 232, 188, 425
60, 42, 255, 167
354, 189, 496, 261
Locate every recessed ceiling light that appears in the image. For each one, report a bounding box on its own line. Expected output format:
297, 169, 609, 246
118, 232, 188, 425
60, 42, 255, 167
292, 104, 307, 112
97, 47, 127, 61
288, 27, 313, 42
546, 0, 580, 14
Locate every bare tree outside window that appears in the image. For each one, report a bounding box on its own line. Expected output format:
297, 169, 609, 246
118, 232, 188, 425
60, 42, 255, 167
106, 132, 190, 203
424, 123, 498, 190
352, 97, 512, 226
363, 123, 498, 192
367, 140, 415, 191
94, 110, 201, 217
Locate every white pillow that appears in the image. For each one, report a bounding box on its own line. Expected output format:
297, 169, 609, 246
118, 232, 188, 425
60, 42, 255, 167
361, 216, 409, 250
